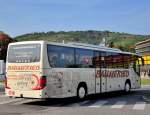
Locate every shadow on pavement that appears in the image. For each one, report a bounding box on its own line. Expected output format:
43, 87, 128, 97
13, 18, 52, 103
25, 90, 141, 107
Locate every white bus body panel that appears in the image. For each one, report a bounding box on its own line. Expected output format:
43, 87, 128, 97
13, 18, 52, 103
5, 41, 141, 98
44, 68, 95, 98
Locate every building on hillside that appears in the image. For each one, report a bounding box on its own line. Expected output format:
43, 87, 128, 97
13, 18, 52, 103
135, 39, 150, 78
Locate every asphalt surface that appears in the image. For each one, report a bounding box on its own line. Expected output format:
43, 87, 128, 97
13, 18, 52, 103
0, 83, 4, 94
0, 85, 150, 115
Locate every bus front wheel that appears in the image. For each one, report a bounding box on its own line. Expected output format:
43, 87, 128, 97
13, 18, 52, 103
77, 85, 87, 100
124, 82, 131, 93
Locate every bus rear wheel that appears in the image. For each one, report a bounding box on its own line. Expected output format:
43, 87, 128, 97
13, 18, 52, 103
77, 85, 87, 100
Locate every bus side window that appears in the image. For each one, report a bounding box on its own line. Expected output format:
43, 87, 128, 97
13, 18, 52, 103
93, 51, 101, 67
51, 55, 59, 67
75, 49, 93, 68
105, 52, 112, 68
123, 54, 130, 69
100, 52, 106, 68
47, 45, 75, 68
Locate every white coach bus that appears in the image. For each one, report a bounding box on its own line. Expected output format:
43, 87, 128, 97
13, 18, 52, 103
5, 41, 143, 99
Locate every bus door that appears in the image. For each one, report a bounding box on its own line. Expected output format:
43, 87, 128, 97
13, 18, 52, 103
133, 56, 143, 87
100, 52, 107, 93
94, 51, 106, 93
94, 51, 101, 93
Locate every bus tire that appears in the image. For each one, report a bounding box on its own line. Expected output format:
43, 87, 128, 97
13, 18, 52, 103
124, 81, 131, 93
77, 84, 87, 100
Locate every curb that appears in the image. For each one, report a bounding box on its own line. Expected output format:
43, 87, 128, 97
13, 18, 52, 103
141, 85, 150, 87
142, 96, 150, 102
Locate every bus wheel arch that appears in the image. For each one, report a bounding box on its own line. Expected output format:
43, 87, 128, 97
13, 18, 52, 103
77, 82, 87, 99
124, 79, 131, 93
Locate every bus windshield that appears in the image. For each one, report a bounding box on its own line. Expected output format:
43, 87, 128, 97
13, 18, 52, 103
7, 44, 41, 63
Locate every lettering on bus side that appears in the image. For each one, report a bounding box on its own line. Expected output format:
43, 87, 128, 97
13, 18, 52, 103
96, 70, 129, 78
49, 72, 63, 79
7, 65, 40, 71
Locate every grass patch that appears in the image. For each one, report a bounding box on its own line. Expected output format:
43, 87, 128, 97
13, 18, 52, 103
141, 79, 150, 85
144, 94, 150, 99
0, 80, 4, 84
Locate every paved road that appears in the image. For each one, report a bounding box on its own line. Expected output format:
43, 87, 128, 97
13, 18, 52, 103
0, 86, 150, 115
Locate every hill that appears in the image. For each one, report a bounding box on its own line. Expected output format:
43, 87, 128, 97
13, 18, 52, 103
14, 30, 150, 52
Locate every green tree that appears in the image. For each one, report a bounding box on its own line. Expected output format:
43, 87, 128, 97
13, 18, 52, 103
0, 32, 13, 61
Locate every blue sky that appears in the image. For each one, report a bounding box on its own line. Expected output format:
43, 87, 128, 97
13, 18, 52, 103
0, 0, 150, 37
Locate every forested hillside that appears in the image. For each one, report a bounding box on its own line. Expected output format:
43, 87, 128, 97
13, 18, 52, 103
15, 31, 150, 52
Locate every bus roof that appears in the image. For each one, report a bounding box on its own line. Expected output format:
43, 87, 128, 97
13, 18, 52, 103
46, 41, 136, 55
9, 40, 45, 45
9, 40, 137, 56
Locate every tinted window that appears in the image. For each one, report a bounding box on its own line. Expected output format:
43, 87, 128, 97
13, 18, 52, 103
7, 44, 41, 63
123, 54, 138, 68
105, 52, 113, 68
75, 49, 93, 68
93, 51, 101, 67
47, 45, 74, 68
112, 53, 124, 68
100, 51, 106, 68
93, 51, 106, 68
